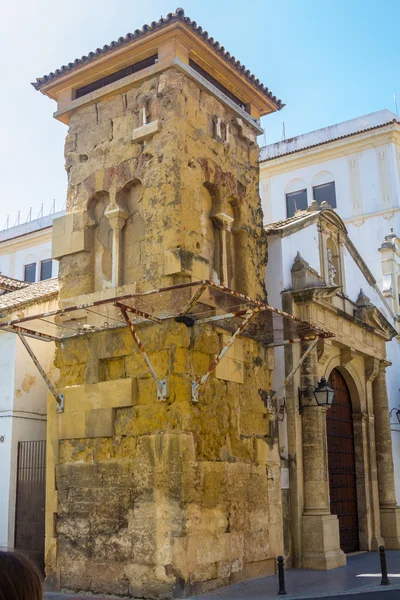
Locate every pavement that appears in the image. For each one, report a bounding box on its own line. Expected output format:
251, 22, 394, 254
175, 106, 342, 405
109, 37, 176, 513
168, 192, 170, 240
44, 550, 400, 600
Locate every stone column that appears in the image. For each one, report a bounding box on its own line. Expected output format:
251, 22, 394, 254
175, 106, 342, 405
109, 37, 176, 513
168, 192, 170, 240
104, 205, 128, 288
364, 358, 384, 550
214, 212, 234, 286
373, 361, 400, 548
300, 342, 346, 569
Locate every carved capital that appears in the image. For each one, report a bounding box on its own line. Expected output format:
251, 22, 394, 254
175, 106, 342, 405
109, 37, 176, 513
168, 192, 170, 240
352, 412, 369, 423
379, 359, 392, 373
317, 338, 332, 365
341, 347, 356, 367
213, 212, 234, 231
365, 357, 380, 383
104, 205, 129, 230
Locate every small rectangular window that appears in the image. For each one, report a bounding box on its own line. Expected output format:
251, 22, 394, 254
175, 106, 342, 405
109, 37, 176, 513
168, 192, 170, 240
40, 259, 52, 281
313, 182, 336, 208
24, 263, 36, 283
286, 189, 308, 218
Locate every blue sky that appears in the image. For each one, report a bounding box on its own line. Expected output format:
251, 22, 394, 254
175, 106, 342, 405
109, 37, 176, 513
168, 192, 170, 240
0, 0, 399, 226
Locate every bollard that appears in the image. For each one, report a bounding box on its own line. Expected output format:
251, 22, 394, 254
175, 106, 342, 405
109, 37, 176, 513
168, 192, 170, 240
277, 555, 287, 595
379, 545, 390, 586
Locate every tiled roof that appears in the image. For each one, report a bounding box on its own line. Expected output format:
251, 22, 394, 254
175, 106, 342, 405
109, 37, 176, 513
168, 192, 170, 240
0, 278, 59, 313
32, 8, 283, 110
265, 210, 313, 232
0, 275, 29, 292
260, 110, 400, 162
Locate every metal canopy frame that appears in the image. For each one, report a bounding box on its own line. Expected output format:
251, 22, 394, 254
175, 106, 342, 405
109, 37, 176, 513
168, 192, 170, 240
1, 280, 333, 409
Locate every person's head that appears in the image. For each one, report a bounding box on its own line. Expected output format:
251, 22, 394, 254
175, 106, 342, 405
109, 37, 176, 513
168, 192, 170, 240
0, 550, 42, 600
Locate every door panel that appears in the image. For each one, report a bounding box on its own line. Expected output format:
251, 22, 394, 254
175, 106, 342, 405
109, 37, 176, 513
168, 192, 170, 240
327, 369, 359, 553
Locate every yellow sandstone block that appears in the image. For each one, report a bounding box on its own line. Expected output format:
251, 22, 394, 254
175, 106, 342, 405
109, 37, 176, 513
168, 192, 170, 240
215, 356, 244, 384
59, 410, 86, 440
85, 408, 114, 438
63, 378, 137, 411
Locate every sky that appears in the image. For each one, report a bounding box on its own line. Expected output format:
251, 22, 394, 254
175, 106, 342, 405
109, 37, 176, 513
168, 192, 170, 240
0, 0, 399, 227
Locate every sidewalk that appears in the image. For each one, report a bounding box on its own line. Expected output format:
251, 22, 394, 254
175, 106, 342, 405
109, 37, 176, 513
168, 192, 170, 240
44, 551, 400, 600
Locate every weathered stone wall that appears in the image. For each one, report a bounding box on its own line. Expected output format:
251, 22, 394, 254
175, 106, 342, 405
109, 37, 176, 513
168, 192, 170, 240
57, 67, 266, 300
47, 66, 279, 598
47, 321, 281, 596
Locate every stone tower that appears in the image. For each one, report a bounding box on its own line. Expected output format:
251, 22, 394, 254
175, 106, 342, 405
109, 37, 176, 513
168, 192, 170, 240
34, 9, 284, 597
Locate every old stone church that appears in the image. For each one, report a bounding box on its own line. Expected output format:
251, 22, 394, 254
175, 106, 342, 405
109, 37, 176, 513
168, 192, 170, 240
6, 6, 397, 598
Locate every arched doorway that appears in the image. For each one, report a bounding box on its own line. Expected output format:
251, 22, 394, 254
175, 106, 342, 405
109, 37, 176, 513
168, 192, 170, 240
327, 368, 359, 553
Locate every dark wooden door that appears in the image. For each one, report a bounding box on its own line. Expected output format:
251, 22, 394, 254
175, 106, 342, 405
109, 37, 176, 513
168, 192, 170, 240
14, 440, 46, 573
327, 369, 359, 553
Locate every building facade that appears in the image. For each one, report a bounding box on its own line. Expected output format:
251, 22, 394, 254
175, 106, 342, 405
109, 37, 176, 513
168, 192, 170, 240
265, 206, 400, 568
0, 212, 63, 284
259, 110, 400, 502
0, 276, 58, 569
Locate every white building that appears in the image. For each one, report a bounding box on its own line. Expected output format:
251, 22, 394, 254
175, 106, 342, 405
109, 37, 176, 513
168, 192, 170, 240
0, 213, 61, 569
259, 109, 400, 501
0, 211, 64, 284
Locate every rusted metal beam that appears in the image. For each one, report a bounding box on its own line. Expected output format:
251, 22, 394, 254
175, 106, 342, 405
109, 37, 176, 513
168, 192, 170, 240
269, 337, 320, 406
192, 308, 261, 402
115, 301, 161, 323
118, 306, 167, 401
179, 282, 209, 316
16, 330, 64, 412
193, 309, 250, 325
12, 325, 59, 342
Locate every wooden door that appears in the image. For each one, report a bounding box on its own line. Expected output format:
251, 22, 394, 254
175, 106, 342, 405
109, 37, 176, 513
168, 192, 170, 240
327, 369, 359, 553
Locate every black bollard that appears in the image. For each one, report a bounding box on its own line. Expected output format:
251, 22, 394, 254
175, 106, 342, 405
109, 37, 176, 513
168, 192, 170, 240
379, 545, 390, 586
277, 555, 287, 595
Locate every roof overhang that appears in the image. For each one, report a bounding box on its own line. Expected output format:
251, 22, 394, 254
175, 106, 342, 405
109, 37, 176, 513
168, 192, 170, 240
33, 15, 282, 123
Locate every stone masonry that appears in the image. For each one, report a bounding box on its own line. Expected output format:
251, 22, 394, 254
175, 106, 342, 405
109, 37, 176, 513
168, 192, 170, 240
35, 10, 284, 598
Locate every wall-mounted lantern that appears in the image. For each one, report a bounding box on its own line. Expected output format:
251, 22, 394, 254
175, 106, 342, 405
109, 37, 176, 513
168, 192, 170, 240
299, 377, 335, 413
389, 407, 400, 424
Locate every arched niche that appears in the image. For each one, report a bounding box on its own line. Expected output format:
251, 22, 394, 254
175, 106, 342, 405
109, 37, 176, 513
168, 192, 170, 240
285, 178, 308, 217
117, 179, 143, 285
312, 171, 336, 208
285, 178, 307, 195
87, 191, 112, 291
23, 253, 37, 282
326, 236, 341, 286
312, 171, 334, 188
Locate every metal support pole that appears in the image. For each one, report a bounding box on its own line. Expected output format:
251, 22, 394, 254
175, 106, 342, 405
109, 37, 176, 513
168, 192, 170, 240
379, 546, 390, 586
269, 337, 320, 404
17, 330, 64, 413
119, 306, 167, 401
192, 308, 260, 402
277, 555, 287, 595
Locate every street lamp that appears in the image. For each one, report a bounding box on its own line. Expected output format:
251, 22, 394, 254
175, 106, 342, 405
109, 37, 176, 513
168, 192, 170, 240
389, 407, 400, 424
299, 377, 335, 413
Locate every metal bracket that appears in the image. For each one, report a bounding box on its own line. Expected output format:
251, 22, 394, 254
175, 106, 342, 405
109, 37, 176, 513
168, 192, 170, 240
56, 393, 65, 413
16, 330, 64, 413
269, 337, 320, 408
191, 308, 260, 402
118, 304, 167, 401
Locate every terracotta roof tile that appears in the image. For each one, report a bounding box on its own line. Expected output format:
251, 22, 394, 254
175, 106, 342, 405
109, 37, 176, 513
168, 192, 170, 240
265, 210, 313, 232
0, 275, 29, 292
0, 278, 59, 313
32, 8, 283, 110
